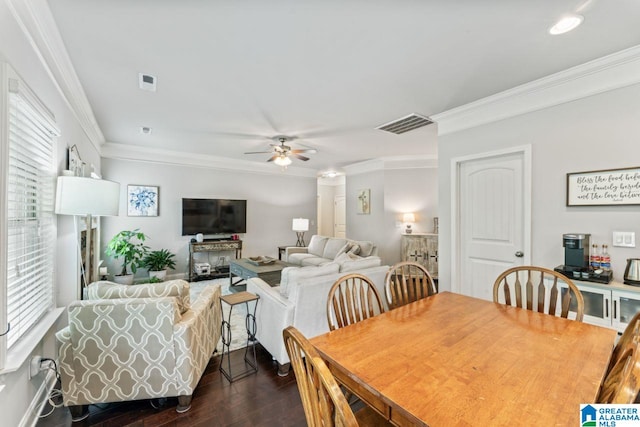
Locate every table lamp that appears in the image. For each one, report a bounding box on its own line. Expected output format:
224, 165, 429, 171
292, 218, 309, 247
403, 213, 415, 234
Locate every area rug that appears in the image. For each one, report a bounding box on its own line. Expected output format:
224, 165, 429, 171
189, 278, 249, 353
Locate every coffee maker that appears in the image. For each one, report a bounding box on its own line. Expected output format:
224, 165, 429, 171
555, 233, 613, 284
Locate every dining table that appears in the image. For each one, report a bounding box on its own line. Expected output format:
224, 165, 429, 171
309, 291, 617, 426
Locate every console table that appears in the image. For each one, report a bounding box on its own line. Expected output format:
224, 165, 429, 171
188, 240, 242, 282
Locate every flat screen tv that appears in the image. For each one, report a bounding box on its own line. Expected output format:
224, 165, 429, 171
182, 198, 247, 236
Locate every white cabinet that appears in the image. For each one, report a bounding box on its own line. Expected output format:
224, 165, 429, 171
563, 281, 640, 333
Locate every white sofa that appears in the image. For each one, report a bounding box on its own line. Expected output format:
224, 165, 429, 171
246, 262, 389, 375
285, 235, 378, 266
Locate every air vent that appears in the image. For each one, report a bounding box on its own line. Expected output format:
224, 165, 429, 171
376, 113, 434, 135
138, 73, 157, 92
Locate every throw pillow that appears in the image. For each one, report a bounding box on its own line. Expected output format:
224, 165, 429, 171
356, 241, 375, 257
334, 242, 352, 258
348, 244, 361, 255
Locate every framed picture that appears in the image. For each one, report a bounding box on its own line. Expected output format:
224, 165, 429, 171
127, 185, 159, 216
67, 145, 84, 176
357, 189, 370, 214
566, 166, 640, 206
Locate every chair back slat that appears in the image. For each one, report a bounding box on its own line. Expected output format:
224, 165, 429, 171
548, 277, 558, 316
283, 326, 359, 426
327, 274, 385, 331
493, 266, 584, 321
514, 273, 523, 308
384, 262, 437, 310
537, 273, 546, 313
525, 271, 533, 311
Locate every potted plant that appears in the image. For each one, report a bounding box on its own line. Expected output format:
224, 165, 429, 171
143, 248, 177, 281
105, 229, 150, 285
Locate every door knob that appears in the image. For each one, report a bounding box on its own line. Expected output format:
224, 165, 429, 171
515, 251, 524, 257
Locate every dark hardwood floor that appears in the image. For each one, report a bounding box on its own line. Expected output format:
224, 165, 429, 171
37, 345, 307, 427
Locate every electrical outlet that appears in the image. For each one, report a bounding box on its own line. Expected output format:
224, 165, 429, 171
29, 356, 41, 379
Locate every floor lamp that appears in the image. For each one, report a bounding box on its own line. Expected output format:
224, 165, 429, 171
292, 218, 309, 247
55, 176, 120, 298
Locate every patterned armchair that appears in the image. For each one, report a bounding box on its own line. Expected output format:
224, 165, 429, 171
56, 280, 221, 421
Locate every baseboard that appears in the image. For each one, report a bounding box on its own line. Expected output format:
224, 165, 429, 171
21, 368, 58, 427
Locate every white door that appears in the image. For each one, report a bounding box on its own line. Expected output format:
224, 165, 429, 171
334, 196, 346, 238
455, 148, 530, 301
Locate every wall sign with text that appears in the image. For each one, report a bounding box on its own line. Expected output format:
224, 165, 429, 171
566, 167, 640, 206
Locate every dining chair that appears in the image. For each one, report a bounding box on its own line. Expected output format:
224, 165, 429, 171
326, 273, 385, 331
282, 326, 391, 426
384, 261, 437, 309
492, 266, 585, 321
606, 312, 640, 375
597, 338, 640, 404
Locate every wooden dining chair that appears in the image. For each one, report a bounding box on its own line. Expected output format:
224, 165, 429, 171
282, 326, 391, 426
597, 338, 640, 404
492, 266, 585, 321
384, 261, 437, 309
326, 274, 385, 331
606, 313, 640, 376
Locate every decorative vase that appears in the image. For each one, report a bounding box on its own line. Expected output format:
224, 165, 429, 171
114, 274, 134, 285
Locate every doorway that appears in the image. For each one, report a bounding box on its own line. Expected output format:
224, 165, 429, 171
317, 176, 346, 237
451, 146, 531, 300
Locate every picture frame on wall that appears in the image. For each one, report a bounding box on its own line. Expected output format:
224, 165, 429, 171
566, 166, 640, 206
357, 189, 370, 214
127, 185, 159, 216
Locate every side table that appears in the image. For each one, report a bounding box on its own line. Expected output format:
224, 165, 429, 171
219, 291, 260, 382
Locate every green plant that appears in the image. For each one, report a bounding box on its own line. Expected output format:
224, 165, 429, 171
143, 249, 177, 271
147, 276, 163, 284
105, 229, 150, 276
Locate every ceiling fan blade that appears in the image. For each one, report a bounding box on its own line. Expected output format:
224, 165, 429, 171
293, 154, 310, 161
244, 150, 273, 154
267, 155, 278, 162
290, 149, 317, 154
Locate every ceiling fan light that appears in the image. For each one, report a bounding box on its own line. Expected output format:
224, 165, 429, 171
274, 156, 292, 166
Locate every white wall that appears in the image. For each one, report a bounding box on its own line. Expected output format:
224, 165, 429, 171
346, 167, 438, 265
101, 158, 318, 279
384, 167, 439, 264
438, 83, 640, 292
1, 2, 100, 424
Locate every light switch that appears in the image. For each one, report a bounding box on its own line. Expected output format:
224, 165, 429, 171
613, 231, 636, 248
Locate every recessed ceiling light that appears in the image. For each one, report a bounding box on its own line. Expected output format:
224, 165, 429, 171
549, 15, 584, 35
140, 126, 152, 135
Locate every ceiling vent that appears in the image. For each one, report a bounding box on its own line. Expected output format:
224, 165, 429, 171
376, 113, 434, 135
138, 73, 157, 92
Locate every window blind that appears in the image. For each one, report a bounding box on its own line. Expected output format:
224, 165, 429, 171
5, 82, 56, 349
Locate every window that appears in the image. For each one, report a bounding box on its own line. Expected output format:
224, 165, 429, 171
1, 68, 58, 365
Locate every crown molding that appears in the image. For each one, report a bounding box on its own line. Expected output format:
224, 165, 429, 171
343, 155, 438, 175
6, 0, 104, 149
100, 142, 319, 178
432, 45, 640, 135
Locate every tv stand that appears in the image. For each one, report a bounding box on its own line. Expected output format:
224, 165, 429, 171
188, 240, 242, 282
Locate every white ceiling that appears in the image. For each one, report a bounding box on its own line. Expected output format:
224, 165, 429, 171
47, 0, 640, 174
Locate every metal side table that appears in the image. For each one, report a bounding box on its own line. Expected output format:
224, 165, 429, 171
219, 291, 260, 382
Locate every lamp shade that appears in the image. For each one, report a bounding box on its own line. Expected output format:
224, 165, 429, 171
403, 213, 415, 223
55, 176, 120, 216
274, 155, 292, 166
292, 218, 309, 232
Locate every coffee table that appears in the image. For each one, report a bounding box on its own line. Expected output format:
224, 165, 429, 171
229, 258, 292, 289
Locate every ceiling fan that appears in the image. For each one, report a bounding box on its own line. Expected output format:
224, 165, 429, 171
244, 136, 317, 166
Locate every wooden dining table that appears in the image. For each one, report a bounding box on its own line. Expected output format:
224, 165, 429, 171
310, 291, 617, 426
